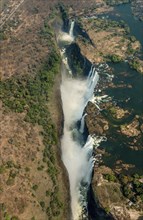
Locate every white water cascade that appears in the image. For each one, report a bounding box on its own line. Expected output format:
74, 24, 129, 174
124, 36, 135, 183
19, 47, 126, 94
61, 66, 99, 220
80, 114, 87, 134
57, 20, 75, 44
60, 21, 99, 220
69, 20, 75, 39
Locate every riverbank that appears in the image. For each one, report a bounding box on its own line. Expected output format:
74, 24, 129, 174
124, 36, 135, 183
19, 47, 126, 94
1, 1, 143, 219
48, 59, 71, 220
64, 1, 143, 219
0, 4, 70, 219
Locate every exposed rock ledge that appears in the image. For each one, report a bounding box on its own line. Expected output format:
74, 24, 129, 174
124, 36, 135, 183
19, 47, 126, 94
85, 102, 109, 136
92, 166, 143, 220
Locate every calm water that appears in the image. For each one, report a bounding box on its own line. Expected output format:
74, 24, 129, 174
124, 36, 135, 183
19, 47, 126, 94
107, 62, 143, 115
109, 3, 143, 47
101, 63, 143, 173
99, 4, 143, 172
88, 3, 143, 220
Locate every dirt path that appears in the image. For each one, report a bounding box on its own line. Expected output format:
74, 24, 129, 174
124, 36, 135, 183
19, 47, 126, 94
0, 0, 25, 28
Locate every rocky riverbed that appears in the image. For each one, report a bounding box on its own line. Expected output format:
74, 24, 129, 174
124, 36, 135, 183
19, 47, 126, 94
1, 1, 142, 219
67, 2, 143, 219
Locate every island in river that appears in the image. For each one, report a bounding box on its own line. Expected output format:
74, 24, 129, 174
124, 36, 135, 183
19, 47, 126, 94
72, 2, 143, 219
0, 0, 143, 220
66, 1, 143, 219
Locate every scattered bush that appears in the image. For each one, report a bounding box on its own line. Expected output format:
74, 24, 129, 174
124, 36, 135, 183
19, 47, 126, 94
0, 21, 63, 218
40, 201, 45, 209
104, 173, 117, 182
32, 185, 38, 191
11, 217, 19, 220
109, 54, 123, 63
0, 165, 5, 174
119, 173, 143, 203
130, 59, 140, 71
25, 167, 30, 172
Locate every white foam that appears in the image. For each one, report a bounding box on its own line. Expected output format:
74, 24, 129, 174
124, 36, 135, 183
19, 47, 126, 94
60, 22, 99, 220
61, 65, 99, 219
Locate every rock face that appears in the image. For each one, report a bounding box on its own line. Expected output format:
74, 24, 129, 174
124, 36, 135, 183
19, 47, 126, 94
80, 9, 143, 218
92, 166, 140, 220
66, 42, 91, 76
92, 166, 131, 220
120, 119, 141, 137
85, 102, 109, 135
76, 16, 141, 64
0, 3, 70, 219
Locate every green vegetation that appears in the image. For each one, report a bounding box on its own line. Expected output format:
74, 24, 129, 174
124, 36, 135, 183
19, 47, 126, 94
91, 18, 128, 32
127, 44, 136, 55
0, 21, 63, 218
58, 2, 69, 33
102, 109, 134, 126
66, 43, 86, 76
89, 17, 132, 49
5, 213, 11, 220
0, 165, 5, 174
0, 51, 60, 114
25, 167, 30, 172
11, 217, 19, 220
105, 206, 110, 214
6, 177, 15, 186
37, 165, 44, 171
104, 173, 117, 182
129, 59, 141, 72
58, 3, 68, 22
119, 174, 143, 203
32, 184, 38, 191
2, 212, 19, 220
46, 190, 50, 196
40, 201, 45, 209
0, 31, 7, 41
103, 172, 143, 205
109, 54, 123, 63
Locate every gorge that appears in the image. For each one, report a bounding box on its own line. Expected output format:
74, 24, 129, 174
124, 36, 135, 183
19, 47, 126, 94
1, 1, 143, 220
60, 22, 99, 219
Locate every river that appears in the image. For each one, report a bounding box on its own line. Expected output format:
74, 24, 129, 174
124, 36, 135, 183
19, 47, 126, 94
59, 2, 143, 219
59, 22, 100, 219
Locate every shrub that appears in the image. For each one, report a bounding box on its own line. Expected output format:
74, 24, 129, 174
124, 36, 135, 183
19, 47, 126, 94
104, 173, 117, 182
130, 60, 140, 71
40, 201, 45, 209
0, 165, 5, 174
105, 206, 110, 214
11, 217, 19, 220
6, 178, 15, 186
109, 54, 123, 63
32, 185, 38, 191
25, 167, 30, 172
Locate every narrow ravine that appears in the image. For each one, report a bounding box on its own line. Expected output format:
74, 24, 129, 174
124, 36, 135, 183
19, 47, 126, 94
59, 21, 99, 220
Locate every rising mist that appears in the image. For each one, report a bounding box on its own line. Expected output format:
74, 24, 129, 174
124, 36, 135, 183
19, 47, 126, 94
59, 21, 99, 220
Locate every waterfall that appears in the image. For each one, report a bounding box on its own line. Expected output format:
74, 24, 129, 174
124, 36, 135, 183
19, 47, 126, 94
85, 68, 99, 103
80, 113, 87, 134
87, 65, 94, 80
69, 20, 75, 39
57, 20, 75, 44
59, 21, 99, 220
61, 65, 99, 220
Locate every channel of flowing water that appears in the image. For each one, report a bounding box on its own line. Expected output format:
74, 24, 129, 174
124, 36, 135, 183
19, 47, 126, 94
58, 4, 143, 219
59, 21, 99, 219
